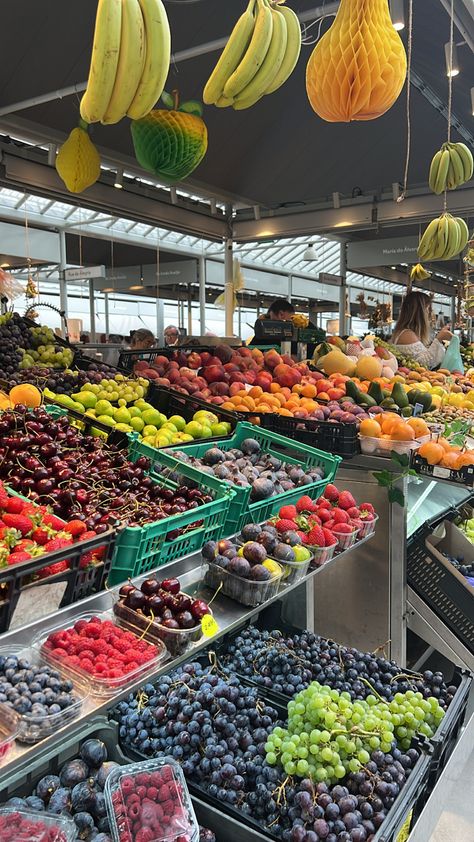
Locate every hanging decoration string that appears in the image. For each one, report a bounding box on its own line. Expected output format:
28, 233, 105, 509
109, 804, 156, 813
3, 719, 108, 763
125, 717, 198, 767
444, 0, 455, 212
398, 0, 413, 203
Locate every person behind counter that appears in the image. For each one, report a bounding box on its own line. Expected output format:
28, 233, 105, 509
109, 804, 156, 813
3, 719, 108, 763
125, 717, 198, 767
164, 325, 180, 346
392, 291, 453, 369
253, 299, 295, 337
130, 328, 155, 350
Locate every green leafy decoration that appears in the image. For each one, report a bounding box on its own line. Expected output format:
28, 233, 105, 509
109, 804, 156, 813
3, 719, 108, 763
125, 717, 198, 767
161, 91, 175, 109
179, 100, 204, 117
372, 451, 419, 507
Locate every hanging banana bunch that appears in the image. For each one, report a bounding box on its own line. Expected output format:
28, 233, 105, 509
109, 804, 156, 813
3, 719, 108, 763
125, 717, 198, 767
428, 141, 474, 194
80, 0, 171, 126
203, 0, 301, 110
418, 213, 470, 261
410, 264, 431, 282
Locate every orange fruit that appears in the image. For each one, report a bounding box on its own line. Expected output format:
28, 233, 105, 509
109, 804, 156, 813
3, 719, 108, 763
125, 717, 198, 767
418, 441, 444, 465
277, 408, 293, 416
301, 384, 317, 398
249, 386, 263, 399
9, 384, 41, 408
436, 437, 452, 452
440, 451, 460, 469
456, 452, 474, 468
380, 412, 402, 435
406, 418, 429, 438
360, 418, 382, 438
390, 423, 415, 442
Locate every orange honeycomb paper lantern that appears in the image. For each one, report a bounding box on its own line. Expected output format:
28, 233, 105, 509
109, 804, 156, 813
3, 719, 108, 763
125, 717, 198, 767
306, 0, 407, 122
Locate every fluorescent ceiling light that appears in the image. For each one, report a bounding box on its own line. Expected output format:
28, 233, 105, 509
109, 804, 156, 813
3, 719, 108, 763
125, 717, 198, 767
303, 244, 319, 261
390, 0, 405, 31
445, 42, 460, 77
102, 287, 115, 293
129, 285, 144, 290
114, 168, 124, 189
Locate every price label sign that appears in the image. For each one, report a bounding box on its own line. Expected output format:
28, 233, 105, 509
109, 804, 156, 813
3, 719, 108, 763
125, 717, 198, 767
201, 614, 219, 638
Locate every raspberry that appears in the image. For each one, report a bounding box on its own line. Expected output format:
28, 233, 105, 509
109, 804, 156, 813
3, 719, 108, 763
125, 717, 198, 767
146, 787, 158, 800
125, 794, 140, 806
135, 785, 147, 800
79, 658, 94, 672
136, 831, 154, 842
136, 772, 151, 787
127, 804, 140, 820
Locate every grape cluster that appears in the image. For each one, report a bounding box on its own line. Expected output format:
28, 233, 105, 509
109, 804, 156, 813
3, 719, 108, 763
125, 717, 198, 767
221, 627, 457, 708
0, 313, 33, 379
265, 681, 443, 783
114, 663, 281, 809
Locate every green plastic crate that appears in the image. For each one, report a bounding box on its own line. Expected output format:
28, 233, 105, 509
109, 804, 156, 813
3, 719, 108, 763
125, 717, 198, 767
109, 467, 235, 586
128, 422, 341, 534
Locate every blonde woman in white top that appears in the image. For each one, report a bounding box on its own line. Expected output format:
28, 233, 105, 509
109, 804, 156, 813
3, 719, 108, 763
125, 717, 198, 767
392, 291, 452, 369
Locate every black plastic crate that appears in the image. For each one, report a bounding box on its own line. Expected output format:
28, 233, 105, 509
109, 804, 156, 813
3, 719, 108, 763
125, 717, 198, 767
425, 667, 472, 792
117, 345, 219, 372
72, 349, 129, 375
407, 514, 474, 655
411, 453, 474, 487
260, 413, 360, 457
21, 316, 72, 349
0, 526, 116, 633
148, 385, 242, 429
44, 401, 131, 448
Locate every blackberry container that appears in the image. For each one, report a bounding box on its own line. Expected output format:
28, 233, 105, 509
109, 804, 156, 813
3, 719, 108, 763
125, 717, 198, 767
113, 597, 206, 658
203, 561, 283, 607
104, 756, 199, 842
0, 808, 76, 842
0, 645, 87, 744
33, 611, 167, 699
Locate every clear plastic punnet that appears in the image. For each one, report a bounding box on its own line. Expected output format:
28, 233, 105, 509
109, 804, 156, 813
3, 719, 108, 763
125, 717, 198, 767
204, 560, 282, 607
0, 702, 19, 759
0, 808, 76, 842
33, 612, 167, 698
104, 756, 199, 842
113, 597, 205, 658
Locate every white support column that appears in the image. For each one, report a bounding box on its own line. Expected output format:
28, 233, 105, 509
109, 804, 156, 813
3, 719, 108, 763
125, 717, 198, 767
104, 292, 110, 340
58, 229, 68, 338
199, 256, 206, 335
187, 289, 193, 336
156, 299, 164, 342
89, 279, 96, 342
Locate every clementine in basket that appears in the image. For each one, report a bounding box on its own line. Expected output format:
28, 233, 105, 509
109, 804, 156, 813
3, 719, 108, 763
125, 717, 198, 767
436, 437, 453, 452
406, 418, 429, 438
440, 451, 460, 469
455, 452, 474, 468
418, 441, 444, 465
390, 423, 415, 442
380, 413, 401, 435
360, 418, 382, 438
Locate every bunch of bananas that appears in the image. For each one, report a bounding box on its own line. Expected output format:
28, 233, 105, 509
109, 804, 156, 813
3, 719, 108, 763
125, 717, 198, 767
410, 264, 431, 281
418, 213, 470, 261
203, 0, 301, 110
291, 313, 309, 328
80, 0, 171, 126
429, 141, 474, 194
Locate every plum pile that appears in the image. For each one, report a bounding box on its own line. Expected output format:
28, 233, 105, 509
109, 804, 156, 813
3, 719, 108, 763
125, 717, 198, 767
0, 654, 82, 741
221, 627, 457, 708
168, 439, 325, 501
2, 737, 116, 841
0, 408, 211, 531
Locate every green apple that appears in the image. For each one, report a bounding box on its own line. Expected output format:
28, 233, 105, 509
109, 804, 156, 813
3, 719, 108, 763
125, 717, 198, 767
168, 415, 186, 432
293, 546, 312, 563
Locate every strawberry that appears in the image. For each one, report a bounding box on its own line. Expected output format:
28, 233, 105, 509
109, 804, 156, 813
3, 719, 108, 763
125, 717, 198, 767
350, 518, 363, 533
305, 525, 325, 548
360, 510, 375, 522
307, 514, 322, 527
12, 539, 36, 553
324, 519, 335, 530
360, 503, 375, 514
296, 496, 317, 514
5, 497, 24, 514
38, 561, 69, 579
338, 490, 356, 511
31, 527, 52, 546
323, 528, 337, 547
318, 509, 333, 523
332, 508, 350, 524
7, 551, 32, 565
317, 498, 332, 510
78, 531, 98, 542
346, 506, 361, 519
42, 513, 66, 531
2, 513, 33, 536
323, 484, 339, 503
43, 536, 73, 553
0, 487, 9, 509
64, 520, 87, 538
275, 519, 298, 533
296, 531, 308, 544
79, 552, 99, 569
0, 526, 21, 546
333, 523, 354, 534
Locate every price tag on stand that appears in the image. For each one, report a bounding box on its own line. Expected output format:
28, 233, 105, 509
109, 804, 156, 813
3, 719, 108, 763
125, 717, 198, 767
201, 614, 219, 638
10, 582, 68, 630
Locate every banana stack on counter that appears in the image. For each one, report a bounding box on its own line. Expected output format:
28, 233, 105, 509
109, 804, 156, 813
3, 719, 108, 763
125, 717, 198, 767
291, 313, 309, 328
203, 0, 301, 110
429, 141, 474, 194
80, 0, 171, 125
418, 213, 470, 261
410, 264, 431, 282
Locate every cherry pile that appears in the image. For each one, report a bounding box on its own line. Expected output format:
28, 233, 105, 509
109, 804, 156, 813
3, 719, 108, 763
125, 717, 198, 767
0, 408, 211, 531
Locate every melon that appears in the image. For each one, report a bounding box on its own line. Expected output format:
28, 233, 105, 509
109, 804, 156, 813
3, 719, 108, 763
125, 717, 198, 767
355, 355, 383, 381
319, 349, 356, 376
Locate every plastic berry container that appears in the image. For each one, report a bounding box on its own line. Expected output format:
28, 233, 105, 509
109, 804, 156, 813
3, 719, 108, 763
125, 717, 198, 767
332, 526, 359, 550
0, 808, 76, 842
0, 646, 87, 744
271, 555, 312, 585
0, 703, 19, 760
357, 513, 379, 538
358, 434, 430, 457
33, 611, 167, 699
204, 561, 283, 607
104, 756, 199, 842
308, 541, 338, 567
113, 597, 205, 658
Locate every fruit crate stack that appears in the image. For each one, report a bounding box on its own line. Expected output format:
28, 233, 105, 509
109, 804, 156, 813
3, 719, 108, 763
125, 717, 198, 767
128, 421, 341, 534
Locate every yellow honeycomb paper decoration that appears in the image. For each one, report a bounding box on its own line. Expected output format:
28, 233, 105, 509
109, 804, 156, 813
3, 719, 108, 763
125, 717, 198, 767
306, 0, 407, 122
56, 123, 101, 193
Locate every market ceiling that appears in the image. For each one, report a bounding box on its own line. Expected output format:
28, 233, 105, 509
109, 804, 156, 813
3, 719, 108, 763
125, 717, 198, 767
0, 0, 473, 217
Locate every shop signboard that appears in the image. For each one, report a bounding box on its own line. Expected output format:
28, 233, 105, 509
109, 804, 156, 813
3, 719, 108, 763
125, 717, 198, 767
347, 237, 419, 268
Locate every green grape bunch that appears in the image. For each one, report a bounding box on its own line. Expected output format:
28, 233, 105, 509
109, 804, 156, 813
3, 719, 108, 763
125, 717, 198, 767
265, 682, 445, 784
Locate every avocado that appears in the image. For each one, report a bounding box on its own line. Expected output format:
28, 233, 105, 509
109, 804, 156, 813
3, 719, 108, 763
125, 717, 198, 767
391, 382, 409, 409
381, 397, 397, 408
408, 390, 432, 412
401, 405, 413, 417
346, 380, 377, 407
368, 382, 384, 404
